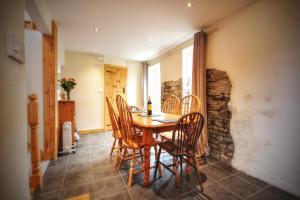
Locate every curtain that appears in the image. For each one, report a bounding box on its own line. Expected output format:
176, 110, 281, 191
192, 31, 209, 157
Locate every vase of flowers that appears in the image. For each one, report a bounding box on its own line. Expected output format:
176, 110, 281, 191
58, 78, 76, 100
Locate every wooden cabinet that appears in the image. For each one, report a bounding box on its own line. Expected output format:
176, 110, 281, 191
58, 101, 75, 147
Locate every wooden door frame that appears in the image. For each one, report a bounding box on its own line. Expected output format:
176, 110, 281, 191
43, 21, 58, 160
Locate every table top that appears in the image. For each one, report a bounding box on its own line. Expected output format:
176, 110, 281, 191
132, 112, 180, 128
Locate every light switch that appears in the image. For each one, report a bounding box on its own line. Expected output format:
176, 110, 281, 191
6, 32, 25, 64
99, 88, 103, 93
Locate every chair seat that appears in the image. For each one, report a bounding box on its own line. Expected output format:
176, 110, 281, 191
159, 140, 194, 157
123, 135, 159, 149
160, 131, 180, 140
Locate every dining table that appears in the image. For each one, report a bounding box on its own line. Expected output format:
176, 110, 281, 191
132, 112, 180, 187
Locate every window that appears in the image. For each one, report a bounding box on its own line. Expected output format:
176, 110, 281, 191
148, 63, 161, 112
182, 45, 193, 96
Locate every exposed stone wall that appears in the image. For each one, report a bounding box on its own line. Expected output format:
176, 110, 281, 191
207, 69, 233, 161
161, 78, 182, 103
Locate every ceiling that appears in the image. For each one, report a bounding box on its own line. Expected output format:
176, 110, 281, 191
44, 0, 254, 61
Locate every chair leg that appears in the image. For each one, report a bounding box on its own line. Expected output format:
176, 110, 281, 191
154, 145, 163, 177
154, 146, 162, 179
180, 156, 183, 175
110, 138, 117, 156
193, 157, 203, 192
173, 157, 180, 188
114, 145, 119, 168
119, 147, 127, 169
139, 149, 143, 163
114, 139, 122, 168
128, 150, 136, 188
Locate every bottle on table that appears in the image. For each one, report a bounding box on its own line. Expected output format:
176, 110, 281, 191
147, 96, 152, 115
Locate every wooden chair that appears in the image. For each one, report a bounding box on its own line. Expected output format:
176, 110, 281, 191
180, 94, 201, 115
106, 97, 123, 166
159, 95, 180, 140
116, 95, 162, 187
154, 112, 205, 190
161, 95, 180, 115
160, 95, 201, 140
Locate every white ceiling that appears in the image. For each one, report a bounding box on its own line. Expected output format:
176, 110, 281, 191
44, 0, 254, 61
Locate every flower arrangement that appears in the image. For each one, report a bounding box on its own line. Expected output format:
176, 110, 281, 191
58, 78, 76, 100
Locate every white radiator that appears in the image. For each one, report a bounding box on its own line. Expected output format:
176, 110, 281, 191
62, 121, 72, 152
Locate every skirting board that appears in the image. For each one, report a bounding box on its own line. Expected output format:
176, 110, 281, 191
78, 129, 105, 134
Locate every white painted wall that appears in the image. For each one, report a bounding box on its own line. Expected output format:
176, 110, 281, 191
206, 0, 300, 196
0, 0, 30, 199
63, 51, 104, 131
148, 39, 193, 83
25, 29, 44, 150
126, 60, 144, 106
62, 53, 144, 131
104, 56, 144, 106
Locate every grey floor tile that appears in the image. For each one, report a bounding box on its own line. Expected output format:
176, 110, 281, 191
93, 176, 127, 199
36, 133, 299, 200
154, 170, 194, 199
63, 169, 93, 188
61, 183, 94, 200
70, 148, 90, 158
200, 165, 230, 181
218, 175, 259, 198
93, 166, 120, 181
96, 191, 132, 200
264, 186, 300, 200
214, 162, 239, 174
247, 190, 278, 200
202, 183, 240, 200
69, 154, 91, 164
92, 157, 115, 168
129, 186, 167, 200
36, 175, 64, 194
48, 155, 69, 167
32, 190, 60, 200
181, 170, 214, 189
235, 172, 268, 188
67, 161, 92, 174
180, 190, 212, 200
44, 164, 67, 178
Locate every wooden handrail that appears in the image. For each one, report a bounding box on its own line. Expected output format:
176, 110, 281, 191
28, 94, 43, 192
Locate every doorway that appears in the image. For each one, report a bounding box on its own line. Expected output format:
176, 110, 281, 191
104, 64, 128, 130
148, 63, 161, 112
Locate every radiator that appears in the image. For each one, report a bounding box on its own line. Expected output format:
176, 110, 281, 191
62, 121, 72, 152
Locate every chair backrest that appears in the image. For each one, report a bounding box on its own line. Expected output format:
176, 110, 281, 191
106, 96, 122, 139
171, 112, 204, 157
180, 95, 201, 115
161, 95, 180, 115
129, 106, 140, 112
116, 95, 139, 143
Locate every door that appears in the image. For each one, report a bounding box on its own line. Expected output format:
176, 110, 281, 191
104, 64, 127, 130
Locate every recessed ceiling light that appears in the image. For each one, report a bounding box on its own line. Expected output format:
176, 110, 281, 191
93, 27, 100, 32
187, 2, 193, 8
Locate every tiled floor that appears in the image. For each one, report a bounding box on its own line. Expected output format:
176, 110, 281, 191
33, 132, 299, 200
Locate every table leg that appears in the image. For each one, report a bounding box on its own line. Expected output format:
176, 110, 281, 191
142, 128, 153, 187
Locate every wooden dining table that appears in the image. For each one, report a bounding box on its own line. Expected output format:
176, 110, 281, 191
132, 112, 180, 187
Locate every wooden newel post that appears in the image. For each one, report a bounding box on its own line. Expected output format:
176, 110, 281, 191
28, 94, 43, 192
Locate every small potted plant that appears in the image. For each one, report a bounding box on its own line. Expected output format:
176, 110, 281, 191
58, 78, 76, 100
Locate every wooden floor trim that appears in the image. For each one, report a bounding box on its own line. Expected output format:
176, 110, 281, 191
78, 129, 105, 134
